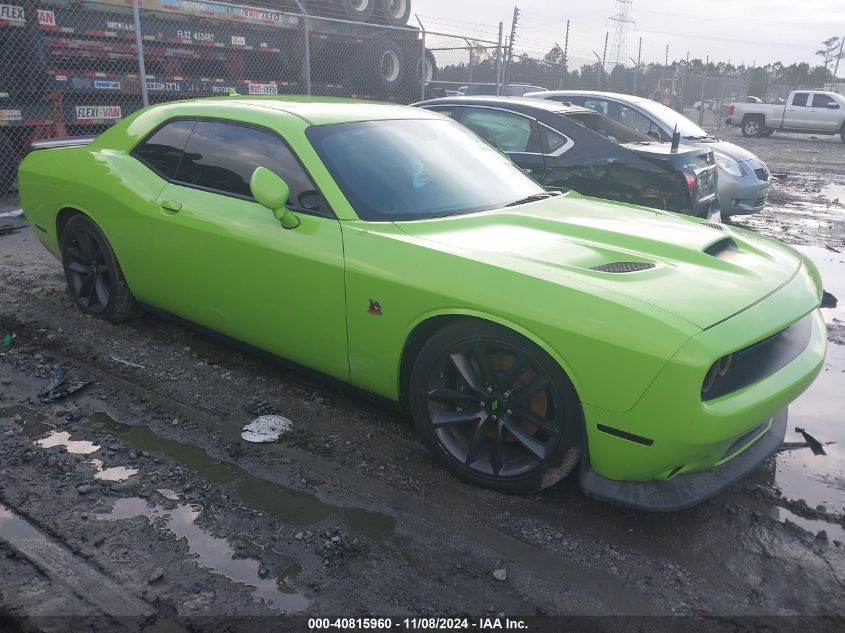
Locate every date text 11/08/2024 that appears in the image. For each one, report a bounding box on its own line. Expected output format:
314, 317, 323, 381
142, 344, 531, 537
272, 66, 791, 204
307, 617, 529, 630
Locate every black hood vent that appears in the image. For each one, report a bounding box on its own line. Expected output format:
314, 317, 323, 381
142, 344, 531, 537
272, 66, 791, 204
703, 222, 724, 231
590, 262, 656, 273
704, 237, 738, 260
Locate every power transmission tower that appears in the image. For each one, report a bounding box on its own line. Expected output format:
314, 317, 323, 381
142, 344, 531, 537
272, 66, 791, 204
608, 0, 635, 69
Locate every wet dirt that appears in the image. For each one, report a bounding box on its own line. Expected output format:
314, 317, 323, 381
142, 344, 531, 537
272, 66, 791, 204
98, 497, 311, 612
2, 131, 845, 623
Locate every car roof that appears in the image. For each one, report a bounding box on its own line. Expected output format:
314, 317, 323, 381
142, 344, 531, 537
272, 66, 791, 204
148, 96, 444, 126
415, 95, 593, 115
524, 90, 651, 105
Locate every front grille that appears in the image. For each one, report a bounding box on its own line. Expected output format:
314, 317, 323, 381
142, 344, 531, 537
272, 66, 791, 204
590, 262, 655, 273
754, 168, 769, 181
702, 314, 812, 401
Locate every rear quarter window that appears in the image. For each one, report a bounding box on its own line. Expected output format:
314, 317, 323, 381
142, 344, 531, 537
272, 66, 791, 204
131, 120, 196, 178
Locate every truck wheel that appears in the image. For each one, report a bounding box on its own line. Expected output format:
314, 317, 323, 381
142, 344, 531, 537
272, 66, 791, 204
314, 0, 375, 23
400, 47, 437, 99
742, 116, 764, 137
761, 128, 775, 137
375, 0, 412, 26
354, 37, 404, 97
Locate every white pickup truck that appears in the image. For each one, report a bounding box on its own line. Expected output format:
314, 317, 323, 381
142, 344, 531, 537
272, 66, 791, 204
725, 90, 845, 140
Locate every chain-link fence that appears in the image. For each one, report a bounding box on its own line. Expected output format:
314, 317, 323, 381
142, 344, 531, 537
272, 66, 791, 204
0, 0, 506, 199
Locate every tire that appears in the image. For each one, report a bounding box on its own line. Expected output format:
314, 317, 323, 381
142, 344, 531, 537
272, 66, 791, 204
761, 128, 775, 137
60, 214, 142, 324
741, 116, 764, 137
310, 0, 375, 23
399, 47, 436, 102
840, 127, 845, 143
375, 0, 412, 26
409, 320, 583, 494
353, 37, 404, 97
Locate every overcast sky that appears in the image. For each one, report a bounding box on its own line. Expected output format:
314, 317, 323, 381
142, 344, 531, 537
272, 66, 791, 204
412, 0, 845, 69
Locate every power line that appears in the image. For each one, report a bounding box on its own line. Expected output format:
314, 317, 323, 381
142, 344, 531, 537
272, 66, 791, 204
608, 0, 635, 69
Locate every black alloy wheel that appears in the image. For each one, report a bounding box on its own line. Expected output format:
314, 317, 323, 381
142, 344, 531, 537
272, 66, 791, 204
60, 214, 142, 323
410, 321, 582, 493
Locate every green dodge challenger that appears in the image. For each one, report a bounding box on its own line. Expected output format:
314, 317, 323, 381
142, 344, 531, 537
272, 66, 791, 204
18, 97, 827, 511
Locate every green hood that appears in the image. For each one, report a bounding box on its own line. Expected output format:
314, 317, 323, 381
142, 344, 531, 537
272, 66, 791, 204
394, 193, 803, 330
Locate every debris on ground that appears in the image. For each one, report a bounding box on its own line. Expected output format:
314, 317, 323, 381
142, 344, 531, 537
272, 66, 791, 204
0, 208, 24, 218
821, 291, 838, 309
493, 569, 508, 581
242, 397, 280, 417
37, 363, 93, 403
241, 415, 293, 443
2, 333, 13, 348
0, 224, 22, 236
792, 427, 829, 456
109, 353, 145, 369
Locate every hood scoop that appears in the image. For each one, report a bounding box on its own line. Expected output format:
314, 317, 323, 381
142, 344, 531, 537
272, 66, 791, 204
590, 262, 656, 273
704, 237, 738, 260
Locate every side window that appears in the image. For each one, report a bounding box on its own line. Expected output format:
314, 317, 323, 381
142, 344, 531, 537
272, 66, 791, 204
541, 126, 571, 155
812, 94, 838, 108
619, 106, 663, 139
425, 106, 459, 120
460, 108, 541, 153
132, 120, 195, 178
583, 98, 609, 116
175, 120, 322, 212
791, 93, 809, 107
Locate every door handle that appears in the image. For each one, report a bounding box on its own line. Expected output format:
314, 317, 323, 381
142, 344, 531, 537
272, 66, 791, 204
161, 200, 182, 212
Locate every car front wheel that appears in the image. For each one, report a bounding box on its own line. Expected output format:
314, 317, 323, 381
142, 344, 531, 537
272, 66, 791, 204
410, 320, 583, 494
60, 214, 142, 323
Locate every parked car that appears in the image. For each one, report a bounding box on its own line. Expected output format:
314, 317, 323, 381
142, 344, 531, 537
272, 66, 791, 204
415, 96, 718, 218
726, 90, 845, 141
18, 98, 827, 510
525, 90, 771, 217
463, 83, 549, 97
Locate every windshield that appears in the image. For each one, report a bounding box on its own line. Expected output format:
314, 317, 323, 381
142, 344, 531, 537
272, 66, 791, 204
306, 119, 544, 221
635, 99, 710, 138
563, 111, 655, 144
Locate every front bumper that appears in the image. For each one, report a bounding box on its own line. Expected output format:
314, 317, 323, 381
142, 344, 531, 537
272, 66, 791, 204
580, 407, 787, 511
719, 164, 770, 216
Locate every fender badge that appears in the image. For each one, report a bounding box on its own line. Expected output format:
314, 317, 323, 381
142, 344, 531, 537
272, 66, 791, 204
368, 299, 383, 316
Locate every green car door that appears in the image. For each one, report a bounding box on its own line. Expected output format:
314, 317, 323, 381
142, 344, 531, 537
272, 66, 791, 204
134, 118, 349, 381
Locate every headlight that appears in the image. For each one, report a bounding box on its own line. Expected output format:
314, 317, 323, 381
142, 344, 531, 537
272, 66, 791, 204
715, 153, 743, 177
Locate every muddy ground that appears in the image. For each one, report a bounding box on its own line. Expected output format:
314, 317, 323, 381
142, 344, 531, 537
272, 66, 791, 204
1, 127, 844, 632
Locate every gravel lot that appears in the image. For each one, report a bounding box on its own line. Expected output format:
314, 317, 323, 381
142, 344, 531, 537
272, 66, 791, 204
0, 126, 844, 631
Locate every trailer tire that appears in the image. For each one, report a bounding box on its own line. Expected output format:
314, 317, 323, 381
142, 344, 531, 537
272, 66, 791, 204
354, 37, 405, 97
375, 0, 412, 26
311, 0, 375, 23
0, 134, 16, 193
741, 115, 764, 137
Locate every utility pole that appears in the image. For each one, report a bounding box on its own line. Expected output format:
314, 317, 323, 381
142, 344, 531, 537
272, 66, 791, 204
560, 19, 570, 89
495, 21, 504, 95
592, 50, 603, 89
629, 36, 641, 96
834, 35, 844, 83
503, 6, 520, 88
601, 30, 608, 74
665, 44, 669, 68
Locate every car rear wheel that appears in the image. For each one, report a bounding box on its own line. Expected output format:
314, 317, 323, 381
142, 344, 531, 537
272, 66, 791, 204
742, 117, 763, 137
60, 214, 142, 324
409, 320, 583, 494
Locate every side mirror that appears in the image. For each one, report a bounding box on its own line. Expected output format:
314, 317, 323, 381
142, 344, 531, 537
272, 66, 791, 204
250, 167, 300, 229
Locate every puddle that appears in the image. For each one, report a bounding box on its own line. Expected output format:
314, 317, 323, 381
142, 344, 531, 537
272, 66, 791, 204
85, 412, 394, 539
0, 501, 47, 547
720, 490, 845, 543
0, 405, 53, 438
797, 245, 845, 324
36, 431, 100, 455
99, 497, 310, 612
821, 183, 845, 204
91, 459, 138, 482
